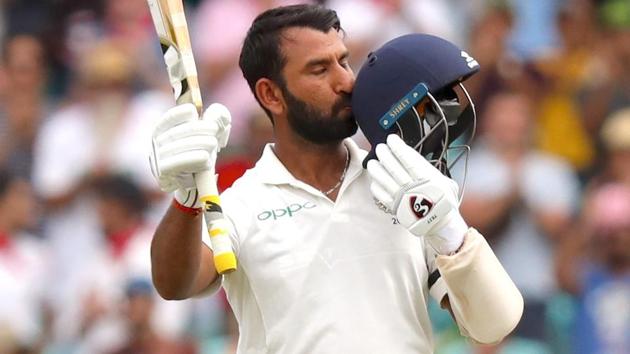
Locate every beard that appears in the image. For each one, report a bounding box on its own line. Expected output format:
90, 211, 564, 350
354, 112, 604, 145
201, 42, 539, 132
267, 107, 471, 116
282, 85, 357, 144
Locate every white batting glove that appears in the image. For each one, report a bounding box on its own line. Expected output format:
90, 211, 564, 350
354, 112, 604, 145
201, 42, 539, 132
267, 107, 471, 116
367, 134, 467, 255
149, 102, 231, 208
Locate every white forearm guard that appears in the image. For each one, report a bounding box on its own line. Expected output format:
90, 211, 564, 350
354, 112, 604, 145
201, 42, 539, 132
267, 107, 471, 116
436, 228, 524, 344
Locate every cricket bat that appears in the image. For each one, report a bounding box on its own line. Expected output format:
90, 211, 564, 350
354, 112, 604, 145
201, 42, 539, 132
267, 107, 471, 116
147, 0, 237, 274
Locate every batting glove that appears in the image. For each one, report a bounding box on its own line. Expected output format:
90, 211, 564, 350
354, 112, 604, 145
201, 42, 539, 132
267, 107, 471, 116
367, 134, 467, 255
149, 102, 231, 208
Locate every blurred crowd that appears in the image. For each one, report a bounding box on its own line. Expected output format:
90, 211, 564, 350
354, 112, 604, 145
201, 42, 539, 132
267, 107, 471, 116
0, 0, 628, 353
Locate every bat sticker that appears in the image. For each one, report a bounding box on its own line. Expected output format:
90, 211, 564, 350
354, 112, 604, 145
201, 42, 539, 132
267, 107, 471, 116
159, 39, 190, 101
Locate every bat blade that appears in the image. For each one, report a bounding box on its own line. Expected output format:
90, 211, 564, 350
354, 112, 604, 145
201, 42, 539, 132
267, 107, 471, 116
147, 0, 203, 113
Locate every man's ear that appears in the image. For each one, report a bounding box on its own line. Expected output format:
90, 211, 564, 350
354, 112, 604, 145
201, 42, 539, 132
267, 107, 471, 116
255, 78, 285, 117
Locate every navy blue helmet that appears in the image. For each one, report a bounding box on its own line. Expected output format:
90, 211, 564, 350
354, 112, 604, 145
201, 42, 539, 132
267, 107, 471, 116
352, 34, 480, 174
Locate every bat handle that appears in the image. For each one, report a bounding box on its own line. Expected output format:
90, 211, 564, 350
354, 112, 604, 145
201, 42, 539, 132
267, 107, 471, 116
195, 169, 237, 274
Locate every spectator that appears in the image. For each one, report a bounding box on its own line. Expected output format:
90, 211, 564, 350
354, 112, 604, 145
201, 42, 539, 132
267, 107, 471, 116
556, 183, 630, 354
597, 107, 630, 186
581, 0, 630, 138
0, 34, 50, 179
44, 1, 102, 98
532, 0, 600, 173
101, 0, 166, 91
0, 169, 49, 354
464, 2, 523, 126
107, 278, 197, 354
42, 0, 162, 97
457, 91, 579, 345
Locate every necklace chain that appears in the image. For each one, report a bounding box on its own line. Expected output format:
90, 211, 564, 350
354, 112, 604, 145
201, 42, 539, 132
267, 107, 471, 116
323, 146, 350, 196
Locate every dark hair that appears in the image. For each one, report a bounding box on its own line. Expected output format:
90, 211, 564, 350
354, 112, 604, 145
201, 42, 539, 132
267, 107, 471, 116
239, 4, 341, 121
92, 174, 147, 213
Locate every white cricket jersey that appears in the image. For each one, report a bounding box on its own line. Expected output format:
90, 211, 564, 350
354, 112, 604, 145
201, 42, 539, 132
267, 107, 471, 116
211, 139, 446, 354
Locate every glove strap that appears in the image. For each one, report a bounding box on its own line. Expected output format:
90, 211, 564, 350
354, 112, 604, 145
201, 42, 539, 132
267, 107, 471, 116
172, 199, 202, 216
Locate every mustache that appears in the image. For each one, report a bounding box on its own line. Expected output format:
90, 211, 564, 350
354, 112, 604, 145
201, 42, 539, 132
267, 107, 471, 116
331, 93, 352, 116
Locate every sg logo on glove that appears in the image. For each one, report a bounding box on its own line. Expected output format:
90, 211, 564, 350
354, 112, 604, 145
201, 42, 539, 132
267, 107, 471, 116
410, 196, 433, 219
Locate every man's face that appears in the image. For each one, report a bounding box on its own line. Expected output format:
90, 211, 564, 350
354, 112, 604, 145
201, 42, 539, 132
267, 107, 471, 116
484, 93, 532, 149
0, 179, 37, 230
5, 35, 45, 91
278, 27, 357, 143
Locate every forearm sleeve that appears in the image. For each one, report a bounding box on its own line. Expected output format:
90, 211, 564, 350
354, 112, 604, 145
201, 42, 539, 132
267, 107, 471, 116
436, 228, 523, 344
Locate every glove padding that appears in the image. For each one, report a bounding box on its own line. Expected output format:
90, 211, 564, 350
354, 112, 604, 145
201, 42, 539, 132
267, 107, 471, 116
367, 134, 467, 255
149, 103, 231, 207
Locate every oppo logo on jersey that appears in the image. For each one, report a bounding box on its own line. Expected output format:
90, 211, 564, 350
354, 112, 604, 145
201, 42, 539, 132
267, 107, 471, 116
257, 201, 317, 221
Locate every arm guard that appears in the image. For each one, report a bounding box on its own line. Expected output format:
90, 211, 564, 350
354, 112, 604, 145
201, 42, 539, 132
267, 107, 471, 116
436, 228, 524, 344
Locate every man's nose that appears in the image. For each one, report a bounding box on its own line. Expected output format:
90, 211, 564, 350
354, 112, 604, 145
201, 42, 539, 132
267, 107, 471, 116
334, 66, 355, 95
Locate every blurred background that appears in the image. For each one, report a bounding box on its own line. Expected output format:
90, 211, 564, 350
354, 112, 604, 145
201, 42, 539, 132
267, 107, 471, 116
0, 0, 628, 353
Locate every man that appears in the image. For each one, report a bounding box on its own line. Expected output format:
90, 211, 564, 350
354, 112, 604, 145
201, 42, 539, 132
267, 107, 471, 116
0, 169, 49, 354
556, 183, 630, 354
0, 33, 48, 179
107, 278, 196, 354
150, 4, 522, 353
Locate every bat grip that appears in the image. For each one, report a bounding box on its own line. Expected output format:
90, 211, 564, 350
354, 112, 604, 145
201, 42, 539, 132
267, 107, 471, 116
195, 169, 237, 274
